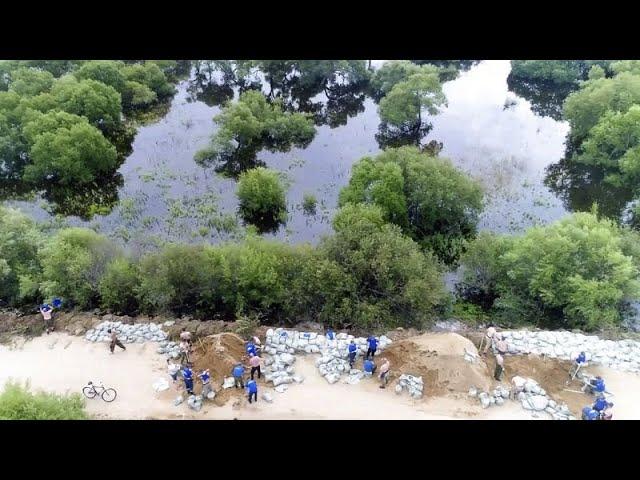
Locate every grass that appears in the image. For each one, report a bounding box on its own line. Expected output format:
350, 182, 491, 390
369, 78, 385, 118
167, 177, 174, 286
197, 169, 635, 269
0, 381, 88, 420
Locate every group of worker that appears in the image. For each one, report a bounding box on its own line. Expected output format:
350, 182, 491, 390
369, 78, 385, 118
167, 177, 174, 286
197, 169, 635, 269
345, 334, 391, 388
483, 325, 615, 420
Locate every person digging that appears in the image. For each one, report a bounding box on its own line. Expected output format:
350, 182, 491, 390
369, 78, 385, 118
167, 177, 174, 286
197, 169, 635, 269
108, 329, 126, 354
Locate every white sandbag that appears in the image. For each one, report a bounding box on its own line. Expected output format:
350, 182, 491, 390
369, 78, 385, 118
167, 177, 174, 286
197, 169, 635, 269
262, 392, 273, 403
222, 377, 236, 389
152, 378, 170, 392
274, 384, 288, 393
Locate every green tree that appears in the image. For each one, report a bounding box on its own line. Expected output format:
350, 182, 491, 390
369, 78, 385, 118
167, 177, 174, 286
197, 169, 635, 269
0, 207, 43, 305
39, 228, 120, 309
370, 61, 441, 98
121, 81, 157, 108
121, 63, 174, 98
320, 204, 448, 329
8, 67, 54, 97
98, 258, 140, 314
50, 76, 122, 131
379, 72, 446, 128
0, 382, 88, 420
339, 147, 484, 264
563, 72, 640, 142
74, 60, 127, 93
460, 212, 640, 330
25, 121, 118, 185
574, 105, 640, 185
196, 90, 316, 172
510, 60, 612, 84
338, 157, 408, 228
237, 167, 287, 229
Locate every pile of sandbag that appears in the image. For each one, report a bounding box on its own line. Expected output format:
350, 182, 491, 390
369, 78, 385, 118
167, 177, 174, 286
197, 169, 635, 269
395, 374, 424, 398
500, 330, 640, 374
263, 328, 392, 386
85, 321, 167, 344
469, 376, 575, 420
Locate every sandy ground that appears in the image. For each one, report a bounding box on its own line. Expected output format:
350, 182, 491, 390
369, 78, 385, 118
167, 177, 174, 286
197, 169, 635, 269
1, 333, 637, 420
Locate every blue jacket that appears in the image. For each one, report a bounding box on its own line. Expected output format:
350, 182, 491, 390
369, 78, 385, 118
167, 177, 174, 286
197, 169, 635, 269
593, 397, 607, 412
364, 360, 375, 373
246, 343, 256, 356
182, 367, 193, 381
582, 407, 599, 420
594, 378, 605, 393
576, 353, 586, 364
326, 330, 335, 340
348, 343, 357, 354
199, 372, 210, 384
368, 337, 378, 350
247, 380, 257, 393
233, 365, 244, 378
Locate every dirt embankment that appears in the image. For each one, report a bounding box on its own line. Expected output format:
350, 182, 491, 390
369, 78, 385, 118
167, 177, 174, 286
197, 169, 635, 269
190, 333, 247, 406
381, 332, 493, 397
0, 310, 236, 343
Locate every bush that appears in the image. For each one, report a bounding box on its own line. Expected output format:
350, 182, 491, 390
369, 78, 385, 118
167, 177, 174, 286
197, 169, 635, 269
301, 193, 317, 215
99, 258, 140, 314
0, 207, 43, 306
319, 204, 449, 329
235, 312, 260, 338
237, 167, 287, 229
459, 212, 640, 330
39, 228, 120, 309
0, 381, 88, 420
339, 146, 484, 264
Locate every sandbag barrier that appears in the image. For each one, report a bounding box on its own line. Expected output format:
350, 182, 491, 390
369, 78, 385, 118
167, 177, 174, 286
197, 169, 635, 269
263, 328, 396, 390
500, 330, 640, 374
468, 377, 575, 420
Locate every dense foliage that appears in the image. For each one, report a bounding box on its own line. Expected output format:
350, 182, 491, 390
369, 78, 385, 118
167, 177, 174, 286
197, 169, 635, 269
0, 60, 179, 198
236, 167, 288, 230
338, 147, 484, 264
510, 60, 613, 85
195, 90, 316, 176
458, 212, 640, 330
0, 382, 88, 420
0, 205, 447, 330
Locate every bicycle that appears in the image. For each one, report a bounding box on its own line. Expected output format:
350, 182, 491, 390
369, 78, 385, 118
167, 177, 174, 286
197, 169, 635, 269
83, 381, 117, 402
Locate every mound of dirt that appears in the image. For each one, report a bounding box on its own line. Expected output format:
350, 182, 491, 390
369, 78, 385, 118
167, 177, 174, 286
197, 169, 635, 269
381, 332, 493, 397
503, 354, 588, 413
190, 332, 247, 406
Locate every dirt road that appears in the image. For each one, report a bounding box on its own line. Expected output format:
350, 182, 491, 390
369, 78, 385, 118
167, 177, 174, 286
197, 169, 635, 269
1, 333, 636, 420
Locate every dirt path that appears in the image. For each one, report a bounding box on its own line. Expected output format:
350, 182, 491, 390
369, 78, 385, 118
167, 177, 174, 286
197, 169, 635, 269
1, 333, 635, 420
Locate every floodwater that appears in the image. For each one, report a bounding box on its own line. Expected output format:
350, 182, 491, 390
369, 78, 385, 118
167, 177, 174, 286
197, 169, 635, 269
6, 60, 574, 250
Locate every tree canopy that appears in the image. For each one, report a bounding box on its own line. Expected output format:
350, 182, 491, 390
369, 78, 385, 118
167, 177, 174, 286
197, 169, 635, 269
195, 90, 316, 176
459, 212, 640, 330
339, 147, 484, 264
237, 167, 288, 231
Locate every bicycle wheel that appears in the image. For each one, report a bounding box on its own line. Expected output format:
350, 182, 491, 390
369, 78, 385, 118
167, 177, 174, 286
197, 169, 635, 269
101, 388, 117, 402
83, 386, 97, 399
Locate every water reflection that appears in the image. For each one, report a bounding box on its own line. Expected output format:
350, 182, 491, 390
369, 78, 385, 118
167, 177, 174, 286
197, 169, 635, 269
5, 60, 583, 248
506, 75, 575, 121
544, 155, 636, 221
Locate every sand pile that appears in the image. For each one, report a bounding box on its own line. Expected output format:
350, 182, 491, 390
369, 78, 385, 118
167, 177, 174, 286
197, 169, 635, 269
190, 332, 246, 405
382, 332, 493, 396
